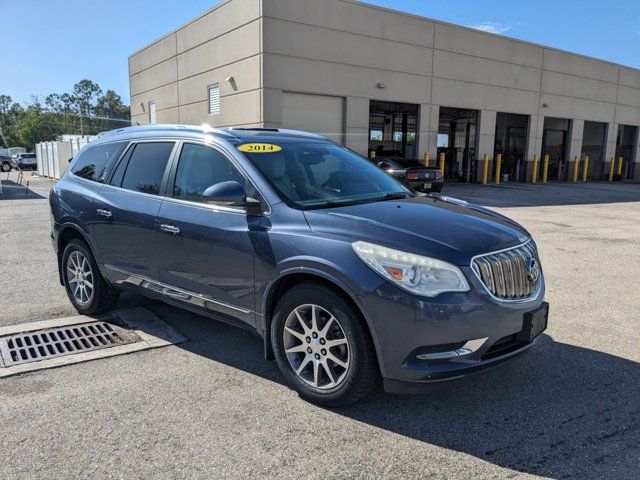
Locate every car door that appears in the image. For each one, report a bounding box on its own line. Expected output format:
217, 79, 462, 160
92, 140, 177, 284
155, 141, 261, 328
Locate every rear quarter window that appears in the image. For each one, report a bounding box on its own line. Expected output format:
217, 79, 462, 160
71, 142, 127, 182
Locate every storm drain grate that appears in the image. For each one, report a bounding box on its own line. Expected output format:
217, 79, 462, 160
0, 321, 138, 367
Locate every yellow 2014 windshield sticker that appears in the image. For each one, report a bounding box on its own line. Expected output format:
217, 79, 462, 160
237, 143, 282, 153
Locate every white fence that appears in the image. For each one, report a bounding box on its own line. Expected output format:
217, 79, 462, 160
36, 136, 97, 179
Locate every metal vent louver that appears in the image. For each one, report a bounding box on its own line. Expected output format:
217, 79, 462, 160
0, 321, 137, 367
471, 241, 541, 301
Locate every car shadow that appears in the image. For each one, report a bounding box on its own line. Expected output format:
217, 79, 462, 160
0, 179, 46, 200
443, 181, 640, 208
132, 299, 639, 479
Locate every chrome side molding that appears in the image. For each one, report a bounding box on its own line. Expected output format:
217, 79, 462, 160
104, 264, 252, 315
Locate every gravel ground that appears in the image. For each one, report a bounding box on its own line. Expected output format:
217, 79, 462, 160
0, 175, 638, 479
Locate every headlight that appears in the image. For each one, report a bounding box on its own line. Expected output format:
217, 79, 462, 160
352, 241, 470, 297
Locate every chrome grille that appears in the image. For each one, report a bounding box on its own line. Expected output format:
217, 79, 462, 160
471, 241, 541, 301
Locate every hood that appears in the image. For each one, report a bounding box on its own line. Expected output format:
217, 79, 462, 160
303, 195, 530, 265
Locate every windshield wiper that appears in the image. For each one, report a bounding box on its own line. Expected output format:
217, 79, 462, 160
302, 192, 411, 210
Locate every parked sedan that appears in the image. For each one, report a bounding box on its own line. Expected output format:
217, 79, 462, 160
373, 157, 443, 193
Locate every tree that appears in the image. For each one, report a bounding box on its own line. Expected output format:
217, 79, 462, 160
0, 95, 23, 148
14, 105, 61, 149
1, 78, 129, 148
94, 90, 130, 131
72, 79, 103, 135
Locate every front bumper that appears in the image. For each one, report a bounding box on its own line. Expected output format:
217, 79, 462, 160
357, 266, 546, 390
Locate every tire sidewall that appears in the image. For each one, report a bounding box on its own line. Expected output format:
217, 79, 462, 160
271, 286, 367, 404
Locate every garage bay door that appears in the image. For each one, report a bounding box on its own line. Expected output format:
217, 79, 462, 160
282, 92, 344, 144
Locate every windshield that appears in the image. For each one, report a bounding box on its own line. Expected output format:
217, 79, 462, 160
240, 141, 410, 209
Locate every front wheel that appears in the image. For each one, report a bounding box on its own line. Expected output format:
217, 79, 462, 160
62, 239, 120, 315
271, 282, 379, 406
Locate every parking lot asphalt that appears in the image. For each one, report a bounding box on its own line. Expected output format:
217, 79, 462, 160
1, 175, 639, 479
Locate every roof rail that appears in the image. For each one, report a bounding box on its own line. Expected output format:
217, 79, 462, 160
99, 124, 237, 139
223, 127, 326, 140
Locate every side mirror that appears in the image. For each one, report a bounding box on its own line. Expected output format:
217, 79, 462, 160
202, 181, 247, 206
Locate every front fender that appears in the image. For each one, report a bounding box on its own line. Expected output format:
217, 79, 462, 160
258, 255, 388, 376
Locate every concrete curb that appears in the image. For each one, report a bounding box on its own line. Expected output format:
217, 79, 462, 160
0, 307, 186, 378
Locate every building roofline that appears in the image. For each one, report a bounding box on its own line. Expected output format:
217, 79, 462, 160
128, 0, 639, 73
128, 0, 239, 59
342, 0, 639, 71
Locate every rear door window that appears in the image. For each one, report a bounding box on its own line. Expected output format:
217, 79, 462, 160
71, 142, 127, 182
115, 142, 175, 195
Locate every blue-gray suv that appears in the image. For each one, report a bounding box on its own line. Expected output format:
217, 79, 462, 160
50, 125, 548, 406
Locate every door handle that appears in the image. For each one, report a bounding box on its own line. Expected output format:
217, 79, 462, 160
96, 208, 112, 219
160, 223, 181, 235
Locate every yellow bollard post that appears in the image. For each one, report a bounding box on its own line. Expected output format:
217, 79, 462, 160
608, 157, 615, 181
423, 152, 430, 167
541, 154, 549, 184
582, 155, 589, 182
370, 151, 376, 159
531, 155, 539, 183
572, 156, 580, 182
439, 152, 446, 175
482, 154, 489, 185
617, 156, 623, 176
495, 154, 502, 185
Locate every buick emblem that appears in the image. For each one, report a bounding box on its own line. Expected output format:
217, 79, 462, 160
526, 258, 540, 283
424, 172, 430, 179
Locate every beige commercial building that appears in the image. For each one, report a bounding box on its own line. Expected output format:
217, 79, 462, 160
129, 0, 640, 182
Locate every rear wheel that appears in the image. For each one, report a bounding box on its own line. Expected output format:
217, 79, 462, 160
271, 282, 379, 406
62, 239, 119, 315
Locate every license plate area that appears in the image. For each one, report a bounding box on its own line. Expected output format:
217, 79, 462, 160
518, 302, 549, 342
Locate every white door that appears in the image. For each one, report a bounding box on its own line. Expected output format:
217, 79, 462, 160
282, 92, 344, 144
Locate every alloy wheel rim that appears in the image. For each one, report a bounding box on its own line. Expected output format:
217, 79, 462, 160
66, 251, 94, 307
283, 304, 350, 390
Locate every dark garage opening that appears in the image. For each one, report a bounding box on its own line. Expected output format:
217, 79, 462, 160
437, 107, 478, 181
542, 117, 571, 181
582, 121, 607, 180
616, 124, 638, 179
493, 113, 529, 182
368, 101, 419, 159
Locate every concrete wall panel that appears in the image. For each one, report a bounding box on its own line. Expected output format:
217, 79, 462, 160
431, 77, 540, 114
619, 66, 640, 89
433, 49, 540, 92
617, 85, 640, 109
263, 17, 432, 76
129, 33, 177, 75
178, 89, 262, 127
543, 49, 619, 84
434, 23, 543, 68
539, 94, 615, 123
177, 21, 261, 80
615, 105, 640, 126
262, 0, 434, 47
130, 58, 178, 96
178, 55, 261, 106
541, 70, 618, 104
130, 83, 180, 118
176, 0, 260, 53
263, 54, 431, 104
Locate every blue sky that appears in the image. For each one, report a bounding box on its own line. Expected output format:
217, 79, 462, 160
2, 0, 639, 105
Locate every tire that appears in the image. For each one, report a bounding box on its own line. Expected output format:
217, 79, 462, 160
271, 282, 379, 406
62, 239, 120, 315
0, 163, 9, 172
